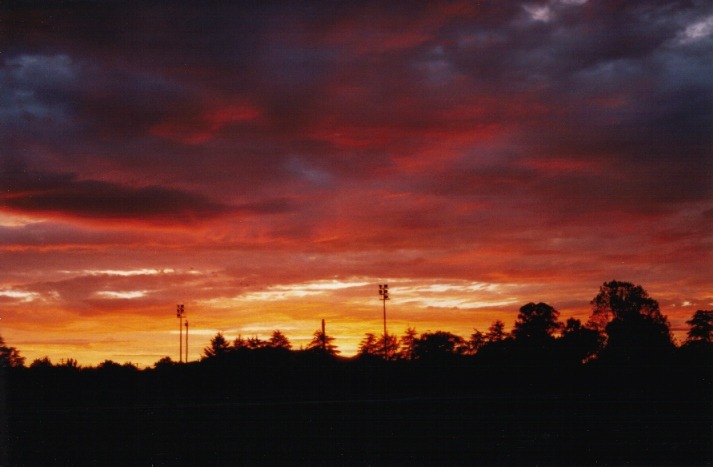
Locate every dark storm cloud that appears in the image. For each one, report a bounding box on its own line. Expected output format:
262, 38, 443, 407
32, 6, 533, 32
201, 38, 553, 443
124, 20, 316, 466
0, 164, 233, 223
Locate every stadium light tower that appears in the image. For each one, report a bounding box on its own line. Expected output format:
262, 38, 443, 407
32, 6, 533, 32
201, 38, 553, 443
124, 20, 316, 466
378, 284, 389, 359
176, 304, 185, 363
185, 320, 189, 363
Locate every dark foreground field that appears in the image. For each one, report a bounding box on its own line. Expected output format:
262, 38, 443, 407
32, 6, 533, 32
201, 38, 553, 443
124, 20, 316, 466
9, 395, 711, 466
4, 351, 712, 465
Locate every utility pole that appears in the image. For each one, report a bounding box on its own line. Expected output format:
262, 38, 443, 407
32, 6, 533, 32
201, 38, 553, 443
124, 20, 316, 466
176, 304, 185, 363
378, 284, 389, 359
185, 320, 189, 363
321, 318, 326, 352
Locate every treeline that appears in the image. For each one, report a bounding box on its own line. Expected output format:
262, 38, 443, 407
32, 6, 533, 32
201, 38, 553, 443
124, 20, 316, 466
2, 280, 711, 371
194, 279, 712, 366
2, 280, 712, 465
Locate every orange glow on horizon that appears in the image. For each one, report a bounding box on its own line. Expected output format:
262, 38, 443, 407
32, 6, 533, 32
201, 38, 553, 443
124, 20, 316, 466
1, 275, 701, 368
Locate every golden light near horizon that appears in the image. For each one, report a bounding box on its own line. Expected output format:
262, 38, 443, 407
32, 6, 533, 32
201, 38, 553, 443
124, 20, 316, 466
2, 274, 702, 368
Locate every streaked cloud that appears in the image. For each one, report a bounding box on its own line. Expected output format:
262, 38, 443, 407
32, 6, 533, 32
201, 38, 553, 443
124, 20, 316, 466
95, 290, 148, 299
0, 289, 39, 302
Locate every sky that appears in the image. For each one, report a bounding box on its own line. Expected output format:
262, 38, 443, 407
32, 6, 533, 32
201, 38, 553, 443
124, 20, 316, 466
1, 0, 711, 367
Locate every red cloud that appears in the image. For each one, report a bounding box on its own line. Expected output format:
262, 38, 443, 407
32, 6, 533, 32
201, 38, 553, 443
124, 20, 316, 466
151, 102, 263, 145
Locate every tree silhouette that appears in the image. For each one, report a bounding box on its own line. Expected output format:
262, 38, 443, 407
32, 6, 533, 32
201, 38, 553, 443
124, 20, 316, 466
267, 330, 292, 350
375, 333, 399, 360
306, 329, 339, 355
29, 356, 53, 369
485, 320, 508, 343
559, 318, 602, 364
233, 335, 247, 349
0, 335, 25, 368
685, 310, 713, 344
413, 331, 465, 360
153, 356, 176, 368
57, 358, 80, 370
399, 327, 418, 360
203, 332, 231, 358
589, 280, 673, 361
512, 302, 562, 343
96, 360, 139, 372
590, 280, 665, 328
246, 336, 265, 349
357, 333, 379, 357
466, 329, 485, 355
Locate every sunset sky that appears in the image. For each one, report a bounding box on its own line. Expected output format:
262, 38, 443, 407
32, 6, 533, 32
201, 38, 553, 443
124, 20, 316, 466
1, 0, 711, 367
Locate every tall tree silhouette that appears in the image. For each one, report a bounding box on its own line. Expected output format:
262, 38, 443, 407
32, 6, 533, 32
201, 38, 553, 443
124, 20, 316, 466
306, 329, 339, 355
357, 333, 379, 357
399, 327, 418, 360
203, 332, 231, 358
467, 329, 486, 355
375, 333, 399, 360
685, 310, 713, 344
267, 330, 292, 350
589, 280, 673, 361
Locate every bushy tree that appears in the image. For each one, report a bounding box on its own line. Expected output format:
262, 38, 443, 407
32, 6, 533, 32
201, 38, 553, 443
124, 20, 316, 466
559, 318, 602, 364
512, 302, 562, 343
153, 356, 175, 369
96, 360, 139, 372
0, 335, 25, 368
413, 331, 466, 360
589, 280, 673, 360
590, 280, 665, 328
466, 329, 486, 355
485, 320, 508, 343
30, 356, 53, 369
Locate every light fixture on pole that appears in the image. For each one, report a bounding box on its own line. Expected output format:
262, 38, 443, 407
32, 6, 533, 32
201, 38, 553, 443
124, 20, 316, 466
378, 284, 389, 359
176, 304, 185, 363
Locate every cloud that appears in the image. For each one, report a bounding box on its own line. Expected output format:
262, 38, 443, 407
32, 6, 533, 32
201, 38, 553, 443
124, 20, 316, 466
0, 166, 233, 224
523, 4, 554, 22
94, 290, 147, 299
676, 14, 713, 44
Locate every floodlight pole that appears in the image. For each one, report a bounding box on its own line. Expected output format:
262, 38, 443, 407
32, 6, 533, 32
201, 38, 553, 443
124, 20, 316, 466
379, 284, 389, 359
176, 304, 185, 363
321, 319, 326, 352
185, 320, 189, 363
